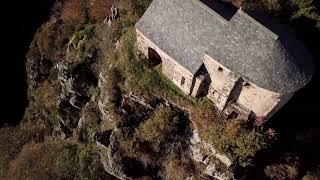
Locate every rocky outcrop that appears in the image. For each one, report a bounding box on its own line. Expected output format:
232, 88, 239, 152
94, 129, 131, 180
103, 6, 120, 27
26, 57, 53, 89
98, 70, 114, 122
56, 62, 80, 108
53, 61, 94, 137
98, 64, 122, 122
190, 126, 234, 180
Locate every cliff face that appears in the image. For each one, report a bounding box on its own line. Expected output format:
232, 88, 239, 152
1, 0, 55, 126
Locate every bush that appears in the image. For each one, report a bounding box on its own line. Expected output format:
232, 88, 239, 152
55, 143, 79, 179
161, 151, 198, 180
34, 20, 76, 61
136, 105, 180, 145
239, 0, 283, 15
67, 24, 97, 64
191, 106, 274, 167
54, 143, 113, 180
79, 101, 101, 135
78, 145, 111, 180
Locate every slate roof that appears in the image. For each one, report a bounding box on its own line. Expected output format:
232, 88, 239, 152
135, 0, 314, 94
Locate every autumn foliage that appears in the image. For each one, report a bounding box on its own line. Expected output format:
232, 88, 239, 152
61, 0, 88, 23
88, 0, 111, 22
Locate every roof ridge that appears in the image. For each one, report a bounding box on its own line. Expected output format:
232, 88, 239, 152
192, 0, 229, 24
237, 8, 279, 40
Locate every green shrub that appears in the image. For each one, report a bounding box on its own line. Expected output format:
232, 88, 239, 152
136, 105, 180, 145
68, 24, 97, 64
55, 143, 79, 179
191, 107, 274, 167
74, 24, 95, 42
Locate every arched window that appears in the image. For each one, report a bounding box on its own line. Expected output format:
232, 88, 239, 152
148, 48, 162, 66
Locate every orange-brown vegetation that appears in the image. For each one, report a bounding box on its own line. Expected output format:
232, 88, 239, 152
88, 0, 116, 22
61, 0, 88, 23
0, 121, 52, 179
7, 142, 59, 180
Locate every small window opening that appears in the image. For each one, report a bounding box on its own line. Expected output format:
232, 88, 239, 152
244, 82, 251, 87
218, 67, 223, 72
181, 77, 186, 86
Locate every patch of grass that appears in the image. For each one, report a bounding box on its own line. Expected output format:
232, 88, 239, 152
115, 28, 201, 106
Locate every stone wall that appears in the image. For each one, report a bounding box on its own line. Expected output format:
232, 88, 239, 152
203, 54, 240, 110
136, 29, 195, 95
204, 53, 293, 119
236, 82, 283, 117
136, 30, 294, 120
265, 93, 294, 119
190, 75, 208, 97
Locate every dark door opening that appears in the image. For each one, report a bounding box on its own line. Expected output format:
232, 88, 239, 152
148, 48, 162, 66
